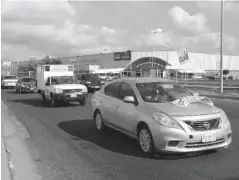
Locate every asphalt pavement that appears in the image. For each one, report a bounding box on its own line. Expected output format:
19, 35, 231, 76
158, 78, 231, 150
1, 89, 239, 180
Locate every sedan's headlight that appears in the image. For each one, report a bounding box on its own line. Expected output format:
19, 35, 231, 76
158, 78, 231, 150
153, 112, 181, 129
220, 110, 229, 125
21, 84, 26, 87
55, 88, 63, 93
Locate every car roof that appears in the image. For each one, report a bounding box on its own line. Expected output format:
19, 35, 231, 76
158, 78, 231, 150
118, 78, 175, 84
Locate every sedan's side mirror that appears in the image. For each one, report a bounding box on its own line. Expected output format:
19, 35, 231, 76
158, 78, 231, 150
45, 82, 50, 86
123, 96, 138, 105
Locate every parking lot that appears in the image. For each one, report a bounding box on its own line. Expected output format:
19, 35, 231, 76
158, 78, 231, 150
1, 88, 239, 180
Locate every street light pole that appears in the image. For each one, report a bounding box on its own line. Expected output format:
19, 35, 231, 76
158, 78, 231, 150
151, 30, 159, 77
104, 49, 107, 78
220, 0, 224, 94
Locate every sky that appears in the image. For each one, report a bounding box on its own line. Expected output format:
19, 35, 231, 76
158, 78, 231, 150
1, 0, 239, 62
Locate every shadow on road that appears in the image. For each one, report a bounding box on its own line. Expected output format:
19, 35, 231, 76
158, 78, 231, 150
58, 119, 217, 160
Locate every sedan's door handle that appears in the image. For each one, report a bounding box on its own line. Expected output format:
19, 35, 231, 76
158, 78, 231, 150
115, 105, 119, 109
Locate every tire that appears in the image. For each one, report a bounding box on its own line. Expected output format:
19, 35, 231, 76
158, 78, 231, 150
19, 87, 22, 94
79, 98, 86, 106
94, 111, 105, 132
16, 87, 19, 94
51, 95, 61, 107
41, 93, 46, 103
138, 125, 156, 157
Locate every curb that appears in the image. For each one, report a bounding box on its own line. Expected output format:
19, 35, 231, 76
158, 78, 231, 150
1, 100, 43, 180
1, 138, 11, 180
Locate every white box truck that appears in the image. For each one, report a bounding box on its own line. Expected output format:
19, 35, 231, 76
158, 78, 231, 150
37, 64, 88, 106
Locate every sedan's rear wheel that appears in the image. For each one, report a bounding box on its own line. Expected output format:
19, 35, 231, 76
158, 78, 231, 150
138, 126, 156, 156
94, 111, 104, 132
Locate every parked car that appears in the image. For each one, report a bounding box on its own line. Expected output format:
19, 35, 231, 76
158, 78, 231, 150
80, 73, 105, 92
91, 78, 232, 156
191, 75, 203, 80
1, 75, 18, 89
236, 75, 239, 80
16, 77, 37, 94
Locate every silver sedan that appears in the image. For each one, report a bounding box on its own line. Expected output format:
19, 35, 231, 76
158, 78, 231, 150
90, 78, 232, 156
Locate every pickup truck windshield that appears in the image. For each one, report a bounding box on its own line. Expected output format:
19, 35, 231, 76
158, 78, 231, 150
3, 76, 17, 79
136, 82, 192, 103
51, 76, 79, 85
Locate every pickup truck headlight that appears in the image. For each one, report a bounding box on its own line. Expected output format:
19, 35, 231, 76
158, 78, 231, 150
55, 88, 63, 93
153, 112, 181, 129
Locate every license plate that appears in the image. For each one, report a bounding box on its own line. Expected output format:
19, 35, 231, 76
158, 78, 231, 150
8, 83, 15, 86
95, 86, 100, 88
201, 132, 216, 143
70, 93, 77, 98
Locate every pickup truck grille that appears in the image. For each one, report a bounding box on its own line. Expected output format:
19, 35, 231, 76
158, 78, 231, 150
184, 118, 220, 131
63, 89, 82, 93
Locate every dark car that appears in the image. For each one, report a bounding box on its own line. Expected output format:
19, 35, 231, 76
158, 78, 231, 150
16, 77, 37, 94
79, 73, 105, 92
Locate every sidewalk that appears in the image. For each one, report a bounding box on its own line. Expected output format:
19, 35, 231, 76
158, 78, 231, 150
2, 138, 11, 180
1, 100, 43, 180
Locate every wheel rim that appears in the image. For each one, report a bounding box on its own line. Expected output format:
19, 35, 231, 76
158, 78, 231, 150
95, 113, 102, 130
139, 129, 151, 152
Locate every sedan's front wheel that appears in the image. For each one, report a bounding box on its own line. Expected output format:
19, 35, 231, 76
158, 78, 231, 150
138, 126, 156, 156
94, 111, 104, 132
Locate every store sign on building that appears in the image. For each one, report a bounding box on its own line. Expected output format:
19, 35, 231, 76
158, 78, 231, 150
177, 47, 189, 65
114, 51, 131, 61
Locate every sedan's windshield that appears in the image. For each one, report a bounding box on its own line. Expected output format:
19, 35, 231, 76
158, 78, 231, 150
136, 82, 192, 103
22, 78, 35, 82
4, 76, 17, 79
51, 76, 79, 85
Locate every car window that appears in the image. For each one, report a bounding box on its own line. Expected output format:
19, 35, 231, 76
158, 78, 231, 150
105, 82, 122, 99
136, 82, 192, 103
119, 82, 136, 100
22, 78, 35, 82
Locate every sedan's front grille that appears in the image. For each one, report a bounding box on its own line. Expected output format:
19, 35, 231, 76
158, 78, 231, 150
184, 118, 220, 131
63, 89, 82, 93
185, 138, 225, 148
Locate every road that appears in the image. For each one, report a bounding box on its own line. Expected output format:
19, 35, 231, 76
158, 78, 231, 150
2, 89, 239, 180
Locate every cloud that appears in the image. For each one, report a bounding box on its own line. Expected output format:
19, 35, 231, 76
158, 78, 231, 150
169, 6, 209, 34
1, 1, 127, 61
197, 0, 239, 12
145, 29, 172, 47
166, 5, 238, 53
101, 26, 117, 35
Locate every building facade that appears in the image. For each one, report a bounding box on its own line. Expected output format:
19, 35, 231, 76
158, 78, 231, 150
60, 50, 239, 77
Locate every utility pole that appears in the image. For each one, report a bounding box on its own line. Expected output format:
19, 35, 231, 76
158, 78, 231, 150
220, 0, 224, 94
104, 49, 107, 78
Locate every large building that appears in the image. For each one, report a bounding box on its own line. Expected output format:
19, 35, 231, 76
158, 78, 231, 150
8, 50, 239, 78
60, 50, 239, 77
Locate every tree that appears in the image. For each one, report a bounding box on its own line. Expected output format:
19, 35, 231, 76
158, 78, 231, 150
223, 69, 230, 76
42, 58, 62, 65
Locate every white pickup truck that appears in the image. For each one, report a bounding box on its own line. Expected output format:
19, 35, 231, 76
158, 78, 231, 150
37, 64, 88, 107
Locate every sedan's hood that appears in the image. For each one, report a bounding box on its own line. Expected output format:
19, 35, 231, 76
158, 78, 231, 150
149, 101, 220, 116
52, 84, 86, 90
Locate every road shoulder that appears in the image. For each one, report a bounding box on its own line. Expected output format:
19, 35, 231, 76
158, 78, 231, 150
1, 100, 43, 180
